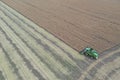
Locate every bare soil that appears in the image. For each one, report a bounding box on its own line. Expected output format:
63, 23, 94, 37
2, 0, 120, 52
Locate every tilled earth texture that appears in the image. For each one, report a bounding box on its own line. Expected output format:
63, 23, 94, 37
0, 1, 120, 80
1, 0, 120, 52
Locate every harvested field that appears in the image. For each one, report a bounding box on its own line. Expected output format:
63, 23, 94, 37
1, 0, 120, 52
0, 1, 120, 80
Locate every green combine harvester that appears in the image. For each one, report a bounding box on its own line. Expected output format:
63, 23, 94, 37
80, 47, 99, 59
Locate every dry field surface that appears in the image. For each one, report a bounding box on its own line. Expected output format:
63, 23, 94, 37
1, 0, 120, 52
0, 1, 120, 80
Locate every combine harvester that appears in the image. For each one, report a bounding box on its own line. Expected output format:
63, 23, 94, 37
80, 47, 99, 59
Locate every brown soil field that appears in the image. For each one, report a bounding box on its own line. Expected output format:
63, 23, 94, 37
2, 0, 120, 52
